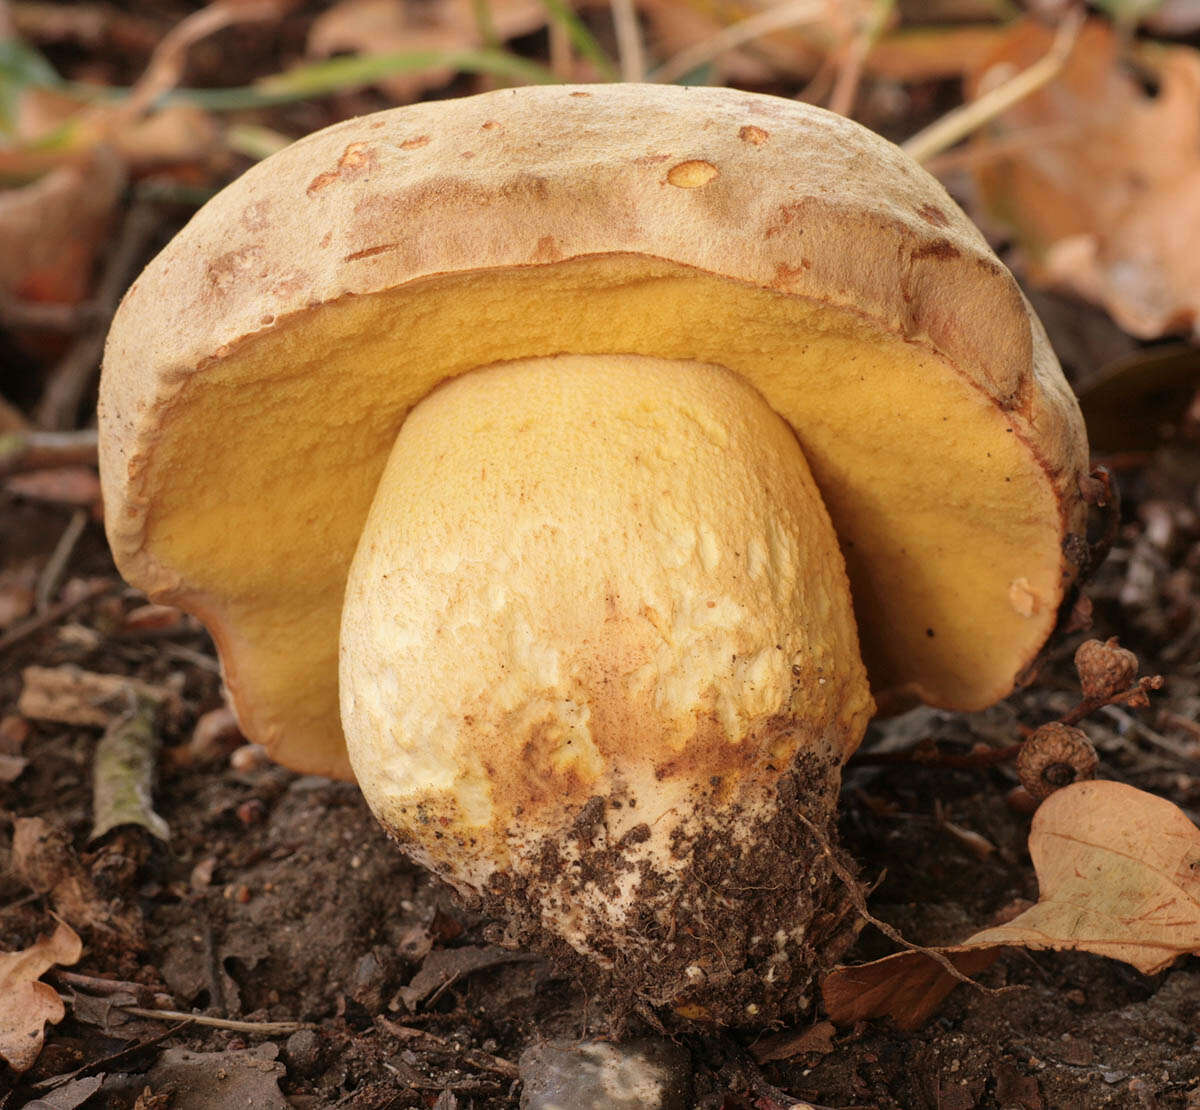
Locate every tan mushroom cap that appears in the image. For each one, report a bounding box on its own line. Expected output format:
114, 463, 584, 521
99, 83, 1090, 781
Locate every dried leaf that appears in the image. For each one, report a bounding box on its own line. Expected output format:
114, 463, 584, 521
823, 946, 1002, 1031
971, 780, 1200, 971
0, 921, 83, 1072
399, 945, 539, 1010
1077, 344, 1200, 453
12, 817, 145, 950
138, 1044, 288, 1110
0, 148, 124, 308
22, 1074, 105, 1110
91, 693, 170, 843
19, 665, 169, 728
750, 1018, 837, 1063
823, 781, 1200, 1029
967, 20, 1200, 338
308, 0, 549, 102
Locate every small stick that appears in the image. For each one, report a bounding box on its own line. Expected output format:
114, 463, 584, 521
650, 0, 825, 85
50, 969, 161, 1005
113, 1005, 313, 1034
36, 509, 89, 613
902, 7, 1083, 166
0, 295, 98, 332
0, 578, 116, 654
1058, 675, 1164, 727
0, 428, 99, 477
827, 0, 893, 119
379, 1017, 519, 1077
848, 739, 1021, 771
610, 0, 644, 82
121, 0, 285, 119
548, 9, 574, 79
35, 202, 162, 430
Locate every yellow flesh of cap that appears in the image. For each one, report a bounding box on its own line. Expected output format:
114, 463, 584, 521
143, 254, 1063, 779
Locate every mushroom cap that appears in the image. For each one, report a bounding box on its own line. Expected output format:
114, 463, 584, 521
99, 83, 1090, 780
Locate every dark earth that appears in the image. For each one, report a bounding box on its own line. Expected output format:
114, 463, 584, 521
3, 4, 1200, 1107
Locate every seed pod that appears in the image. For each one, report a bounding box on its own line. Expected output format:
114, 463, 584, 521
1017, 723, 1099, 801
1074, 637, 1139, 702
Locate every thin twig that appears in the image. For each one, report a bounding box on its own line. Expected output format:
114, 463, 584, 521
827, 0, 893, 119
30, 1022, 190, 1092
35, 509, 89, 613
922, 123, 1076, 176
848, 739, 1021, 771
650, 0, 825, 85
0, 578, 117, 654
610, 0, 644, 82
794, 811, 993, 994
0, 294, 98, 332
121, 0, 284, 119
114, 1005, 314, 1034
379, 1018, 519, 1078
548, 17, 572, 79
161, 643, 221, 673
36, 202, 162, 430
0, 428, 99, 477
49, 969, 163, 1006
901, 6, 1084, 165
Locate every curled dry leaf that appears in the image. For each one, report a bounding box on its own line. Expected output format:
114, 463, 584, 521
967, 19, 1200, 338
308, 0, 549, 102
823, 781, 1200, 1029
12, 817, 146, 950
0, 921, 83, 1072
91, 692, 170, 843
0, 148, 124, 309
18, 665, 169, 728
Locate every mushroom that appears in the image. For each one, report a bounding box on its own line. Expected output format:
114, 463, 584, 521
99, 84, 1090, 1022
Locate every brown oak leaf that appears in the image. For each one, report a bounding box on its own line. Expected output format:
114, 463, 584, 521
823, 780, 1200, 1029
0, 922, 83, 1072
968, 19, 1200, 338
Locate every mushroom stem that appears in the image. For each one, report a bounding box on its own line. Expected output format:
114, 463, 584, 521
340, 354, 872, 1020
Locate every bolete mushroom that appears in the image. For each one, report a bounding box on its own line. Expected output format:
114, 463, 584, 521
99, 84, 1089, 1022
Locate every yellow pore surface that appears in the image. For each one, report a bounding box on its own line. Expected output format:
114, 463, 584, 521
143, 255, 1066, 779
340, 355, 872, 873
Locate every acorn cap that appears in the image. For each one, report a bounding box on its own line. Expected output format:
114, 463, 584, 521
99, 83, 1090, 780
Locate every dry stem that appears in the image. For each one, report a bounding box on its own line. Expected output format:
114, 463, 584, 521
902, 7, 1083, 165
650, 0, 825, 85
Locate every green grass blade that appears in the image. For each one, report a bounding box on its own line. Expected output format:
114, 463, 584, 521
61, 48, 561, 113
536, 0, 619, 80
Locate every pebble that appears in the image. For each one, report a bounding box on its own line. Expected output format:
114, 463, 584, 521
284, 1029, 323, 1076
518, 1038, 691, 1110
